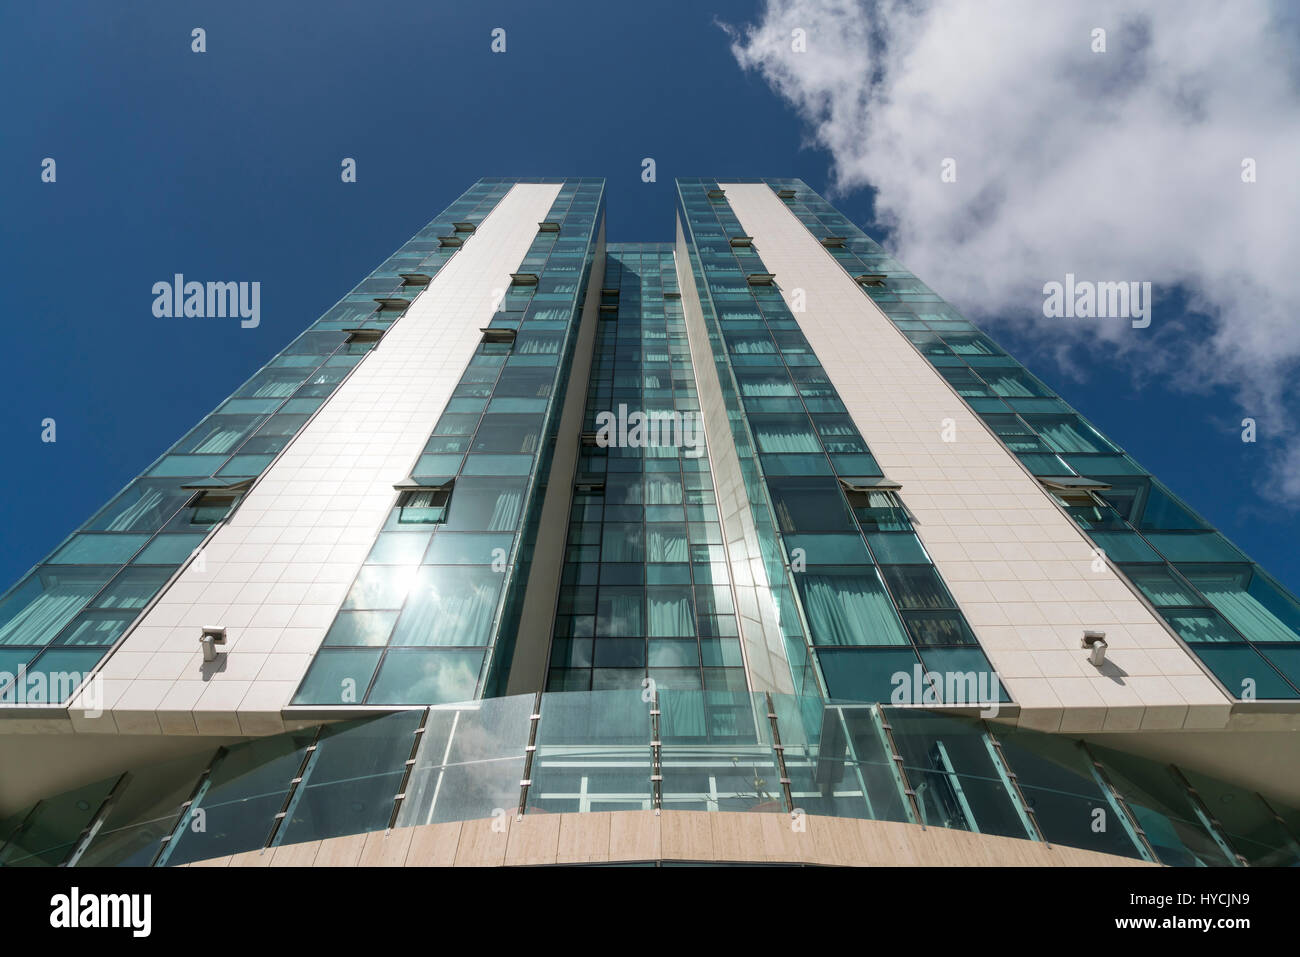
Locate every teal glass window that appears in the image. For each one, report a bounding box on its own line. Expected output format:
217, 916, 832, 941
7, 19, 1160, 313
864, 533, 930, 564
442, 477, 526, 532
600, 524, 645, 563
132, 534, 204, 565
292, 649, 383, 704
88, 482, 194, 532
796, 566, 909, 646
396, 488, 450, 525
1190, 646, 1296, 700
423, 532, 513, 565
1088, 531, 1162, 563
1118, 565, 1200, 607
767, 477, 856, 533
596, 587, 645, 637
982, 414, 1048, 453
979, 365, 1050, 398
49, 535, 149, 565
737, 371, 798, 398
751, 414, 821, 453
2, 649, 102, 701
1178, 566, 1300, 643
366, 532, 431, 565
0, 568, 114, 647
460, 454, 532, 476
471, 414, 543, 453
819, 647, 920, 702
322, 611, 398, 647
784, 533, 872, 566
366, 649, 484, 704
1136, 482, 1207, 530
342, 565, 419, 611
1163, 609, 1241, 643
91, 566, 173, 609
1021, 415, 1118, 455
847, 491, 909, 532
1145, 531, 1247, 564
413, 453, 464, 477
390, 565, 504, 647
49, 610, 135, 647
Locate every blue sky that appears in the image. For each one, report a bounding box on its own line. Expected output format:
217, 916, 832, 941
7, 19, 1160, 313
2, 0, 1297, 594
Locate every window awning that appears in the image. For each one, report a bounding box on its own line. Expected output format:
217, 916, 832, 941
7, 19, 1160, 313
393, 476, 455, 493
1039, 476, 1112, 492
180, 477, 254, 492
839, 476, 902, 493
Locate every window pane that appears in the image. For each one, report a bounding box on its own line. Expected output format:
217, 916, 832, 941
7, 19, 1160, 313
322, 611, 398, 647
880, 565, 953, 610
292, 649, 383, 704
767, 477, 856, 532
365, 649, 484, 704
442, 477, 527, 532
1192, 645, 1296, 700
390, 565, 504, 646
49, 534, 149, 565
366, 532, 431, 565
1179, 566, 1300, 643
818, 647, 919, 702
1118, 564, 1200, 607
796, 567, 909, 646
0, 568, 114, 647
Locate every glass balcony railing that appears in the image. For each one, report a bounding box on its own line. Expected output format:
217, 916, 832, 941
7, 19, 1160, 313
1, 690, 1296, 867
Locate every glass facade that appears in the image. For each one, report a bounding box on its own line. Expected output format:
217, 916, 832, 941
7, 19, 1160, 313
675, 179, 1004, 706
757, 177, 1300, 700
0, 181, 518, 705
294, 179, 605, 705
3, 175, 1299, 869
545, 244, 744, 694
3, 689, 1297, 867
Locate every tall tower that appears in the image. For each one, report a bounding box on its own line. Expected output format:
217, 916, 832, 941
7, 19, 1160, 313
2, 179, 1297, 868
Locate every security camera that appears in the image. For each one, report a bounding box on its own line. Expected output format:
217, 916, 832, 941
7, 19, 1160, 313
1082, 630, 1107, 667
200, 626, 227, 662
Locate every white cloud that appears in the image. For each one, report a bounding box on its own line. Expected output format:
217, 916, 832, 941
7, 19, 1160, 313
725, 0, 1300, 499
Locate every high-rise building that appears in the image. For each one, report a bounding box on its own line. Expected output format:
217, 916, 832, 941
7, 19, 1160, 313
2, 178, 1298, 868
